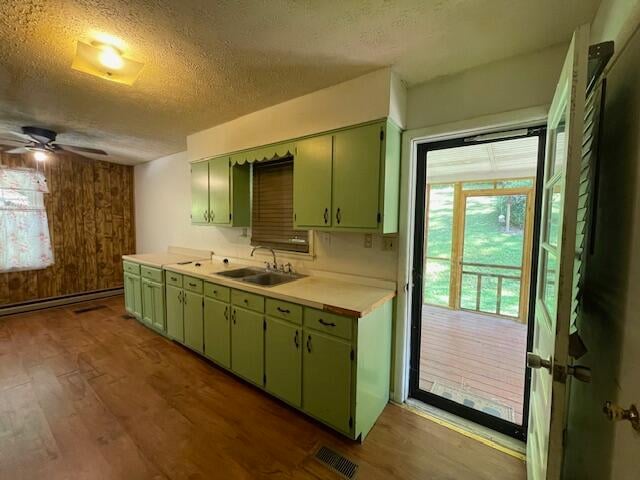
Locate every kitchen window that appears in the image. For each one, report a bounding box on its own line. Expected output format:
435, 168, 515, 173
251, 158, 309, 253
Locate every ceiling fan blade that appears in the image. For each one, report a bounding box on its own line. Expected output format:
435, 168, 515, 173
3, 147, 28, 154
55, 144, 108, 155
0, 138, 27, 147
8, 131, 34, 142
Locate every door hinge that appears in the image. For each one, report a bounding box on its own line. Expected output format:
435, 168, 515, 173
380, 130, 384, 141
229, 213, 232, 221
377, 212, 381, 223
294, 213, 297, 222
263, 319, 266, 331
350, 348, 355, 361
349, 416, 353, 429
202, 298, 204, 307
263, 373, 266, 385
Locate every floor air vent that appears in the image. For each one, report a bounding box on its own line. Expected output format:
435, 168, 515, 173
73, 305, 107, 314
314, 446, 358, 479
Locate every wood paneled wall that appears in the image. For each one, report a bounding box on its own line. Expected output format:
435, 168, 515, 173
0, 151, 135, 305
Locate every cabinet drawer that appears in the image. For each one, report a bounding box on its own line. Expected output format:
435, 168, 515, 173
204, 282, 230, 302
183, 276, 203, 294
232, 289, 264, 313
123, 261, 140, 275
166, 271, 183, 287
141, 265, 163, 283
304, 308, 352, 341
266, 298, 302, 325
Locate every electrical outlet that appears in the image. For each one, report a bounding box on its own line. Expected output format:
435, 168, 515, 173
382, 236, 395, 251
364, 234, 373, 248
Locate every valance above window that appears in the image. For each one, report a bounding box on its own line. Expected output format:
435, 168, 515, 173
230, 142, 296, 166
0, 168, 54, 273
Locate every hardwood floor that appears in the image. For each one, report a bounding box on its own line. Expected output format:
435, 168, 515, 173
0, 296, 525, 479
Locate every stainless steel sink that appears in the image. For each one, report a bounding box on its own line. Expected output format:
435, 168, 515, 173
214, 267, 304, 287
241, 272, 305, 287
215, 267, 264, 278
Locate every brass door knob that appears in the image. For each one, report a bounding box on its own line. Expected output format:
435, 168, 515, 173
603, 401, 640, 432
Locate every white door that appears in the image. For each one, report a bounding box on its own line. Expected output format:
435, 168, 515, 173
526, 24, 590, 480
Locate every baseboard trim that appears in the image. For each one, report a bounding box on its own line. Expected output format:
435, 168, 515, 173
0, 289, 124, 317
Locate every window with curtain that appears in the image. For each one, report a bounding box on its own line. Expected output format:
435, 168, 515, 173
0, 168, 54, 272
251, 158, 309, 253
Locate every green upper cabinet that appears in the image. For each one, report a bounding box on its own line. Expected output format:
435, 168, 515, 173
208, 156, 230, 225
191, 161, 209, 224
293, 135, 333, 228
293, 119, 401, 233
332, 123, 382, 230
190, 158, 250, 227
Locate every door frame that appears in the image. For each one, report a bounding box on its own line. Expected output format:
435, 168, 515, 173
408, 127, 547, 440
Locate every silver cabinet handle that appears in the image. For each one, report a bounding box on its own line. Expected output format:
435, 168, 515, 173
224, 306, 229, 321
294, 330, 299, 349
306, 334, 312, 353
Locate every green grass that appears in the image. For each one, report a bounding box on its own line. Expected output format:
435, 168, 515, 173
424, 185, 526, 318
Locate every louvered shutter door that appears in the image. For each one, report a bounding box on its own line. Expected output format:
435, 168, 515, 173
571, 83, 603, 332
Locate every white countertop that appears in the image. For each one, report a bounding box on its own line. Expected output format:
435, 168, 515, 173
164, 259, 396, 318
122, 252, 207, 269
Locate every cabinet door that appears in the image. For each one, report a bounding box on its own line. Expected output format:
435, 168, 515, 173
293, 135, 333, 227
265, 317, 301, 407
184, 291, 204, 353
209, 157, 230, 225
303, 331, 352, 434
124, 273, 135, 315
332, 123, 382, 229
141, 279, 154, 326
191, 161, 209, 224
130, 274, 142, 319
151, 283, 165, 332
204, 297, 231, 368
231, 307, 264, 386
166, 285, 184, 341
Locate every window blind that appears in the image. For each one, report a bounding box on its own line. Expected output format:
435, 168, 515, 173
251, 158, 309, 253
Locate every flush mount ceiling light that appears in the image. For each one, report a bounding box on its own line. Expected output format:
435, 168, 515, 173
72, 38, 144, 85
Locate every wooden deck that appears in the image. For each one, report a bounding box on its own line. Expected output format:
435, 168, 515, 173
419, 305, 528, 424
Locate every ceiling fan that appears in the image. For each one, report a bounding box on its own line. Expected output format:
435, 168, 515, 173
0, 126, 108, 159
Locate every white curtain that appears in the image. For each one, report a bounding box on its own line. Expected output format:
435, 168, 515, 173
0, 168, 54, 272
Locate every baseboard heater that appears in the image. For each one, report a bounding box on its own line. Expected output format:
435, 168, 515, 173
0, 288, 124, 317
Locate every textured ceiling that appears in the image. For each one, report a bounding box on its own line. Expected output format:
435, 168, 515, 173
0, 0, 600, 165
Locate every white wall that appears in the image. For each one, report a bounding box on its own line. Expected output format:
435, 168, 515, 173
405, 44, 567, 130
187, 68, 402, 162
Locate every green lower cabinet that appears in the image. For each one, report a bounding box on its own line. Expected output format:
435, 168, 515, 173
204, 297, 231, 368
265, 316, 302, 407
124, 272, 142, 319
184, 291, 204, 353
303, 329, 353, 435
141, 279, 165, 332
166, 284, 184, 342
231, 307, 264, 386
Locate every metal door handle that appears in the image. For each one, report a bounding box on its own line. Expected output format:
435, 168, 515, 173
306, 334, 312, 353
204, 210, 209, 222
210, 210, 215, 221
224, 306, 229, 321
603, 401, 640, 431
294, 330, 299, 349
336, 208, 341, 224
277, 307, 290, 314
232, 308, 236, 324
527, 353, 552, 372
323, 208, 329, 224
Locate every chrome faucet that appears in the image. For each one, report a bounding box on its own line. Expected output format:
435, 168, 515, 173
251, 246, 277, 270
